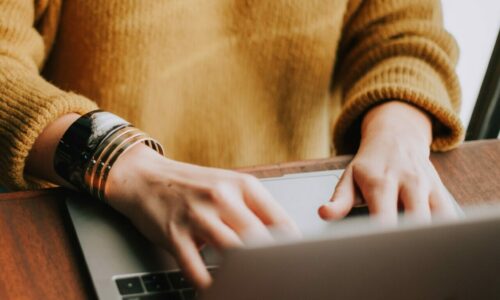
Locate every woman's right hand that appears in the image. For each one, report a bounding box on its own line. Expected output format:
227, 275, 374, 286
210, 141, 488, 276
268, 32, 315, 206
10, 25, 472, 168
105, 144, 299, 289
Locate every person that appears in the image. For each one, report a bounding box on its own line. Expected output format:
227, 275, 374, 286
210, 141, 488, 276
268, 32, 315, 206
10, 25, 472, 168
0, 0, 463, 289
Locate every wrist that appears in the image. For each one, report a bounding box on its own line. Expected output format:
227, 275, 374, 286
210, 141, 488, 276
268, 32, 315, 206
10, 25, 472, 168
361, 101, 432, 147
26, 113, 81, 186
48, 110, 164, 201
105, 143, 167, 208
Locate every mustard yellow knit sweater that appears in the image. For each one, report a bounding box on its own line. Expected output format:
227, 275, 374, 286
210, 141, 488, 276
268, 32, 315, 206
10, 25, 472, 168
0, 0, 463, 190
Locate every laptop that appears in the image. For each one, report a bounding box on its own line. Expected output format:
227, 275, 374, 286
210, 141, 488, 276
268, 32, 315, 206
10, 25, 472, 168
66, 169, 500, 300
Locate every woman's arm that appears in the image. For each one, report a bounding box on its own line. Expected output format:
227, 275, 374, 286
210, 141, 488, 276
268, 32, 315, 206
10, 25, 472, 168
319, 0, 463, 221
320, 101, 457, 222
1, 1, 298, 289
332, 0, 463, 154
25, 112, 299, 289
0, 0, 97, 190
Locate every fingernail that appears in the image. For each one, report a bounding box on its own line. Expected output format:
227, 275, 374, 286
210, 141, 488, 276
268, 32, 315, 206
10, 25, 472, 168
323, 202, 335, 208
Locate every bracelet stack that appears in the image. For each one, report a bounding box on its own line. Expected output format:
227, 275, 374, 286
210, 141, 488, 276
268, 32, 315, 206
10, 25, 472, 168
54, 110, 164, 201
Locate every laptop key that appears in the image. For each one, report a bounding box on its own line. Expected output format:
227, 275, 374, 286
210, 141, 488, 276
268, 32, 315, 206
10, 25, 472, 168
347, 205, 369, 217
142, 273, 171, 292
123, 291, 182, 300
182, 288, 197, 300
168, 271, 192, 289
116, 277, 144, 295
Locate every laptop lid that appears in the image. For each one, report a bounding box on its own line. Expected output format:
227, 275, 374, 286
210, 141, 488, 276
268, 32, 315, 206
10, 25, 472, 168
202, 205, 500, 300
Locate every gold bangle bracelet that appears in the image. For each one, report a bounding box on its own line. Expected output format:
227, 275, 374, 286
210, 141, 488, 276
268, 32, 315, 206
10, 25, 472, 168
85, 126, 141, 196
89, 131, 146, 198
95, 135, 162, 201
83, 127, 163, 201
87, 129, 143, 197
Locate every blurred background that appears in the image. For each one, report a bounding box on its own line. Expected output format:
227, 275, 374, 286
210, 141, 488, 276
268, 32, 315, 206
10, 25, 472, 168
441, 0, 500, 130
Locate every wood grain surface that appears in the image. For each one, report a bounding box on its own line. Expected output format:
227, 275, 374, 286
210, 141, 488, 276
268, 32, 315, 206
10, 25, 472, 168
0, 189, 95, 300
0, 139, 499, 299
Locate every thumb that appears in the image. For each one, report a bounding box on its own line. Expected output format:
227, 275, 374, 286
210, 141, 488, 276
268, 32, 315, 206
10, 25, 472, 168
318, 167, 356, 220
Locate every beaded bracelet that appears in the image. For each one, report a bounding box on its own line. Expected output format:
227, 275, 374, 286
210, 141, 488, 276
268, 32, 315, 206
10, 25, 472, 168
54, 110, 164, 201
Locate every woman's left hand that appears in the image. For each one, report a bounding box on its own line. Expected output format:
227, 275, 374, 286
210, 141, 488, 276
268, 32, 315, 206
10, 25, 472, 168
318, 101, 459, 224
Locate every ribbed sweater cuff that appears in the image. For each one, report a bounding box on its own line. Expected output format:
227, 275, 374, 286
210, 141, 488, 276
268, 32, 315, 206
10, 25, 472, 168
333, 56, 465, 154
0, 69, 98, 190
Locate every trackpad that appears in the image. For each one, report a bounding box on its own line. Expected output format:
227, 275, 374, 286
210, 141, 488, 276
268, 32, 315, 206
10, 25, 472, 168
260, 170, 343, 235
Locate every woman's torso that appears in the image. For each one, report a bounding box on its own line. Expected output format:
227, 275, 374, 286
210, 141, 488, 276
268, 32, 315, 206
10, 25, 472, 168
42, 0, 348, 168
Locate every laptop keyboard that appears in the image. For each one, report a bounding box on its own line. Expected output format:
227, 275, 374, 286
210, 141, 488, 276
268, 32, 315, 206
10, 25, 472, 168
115, 267, 217, 300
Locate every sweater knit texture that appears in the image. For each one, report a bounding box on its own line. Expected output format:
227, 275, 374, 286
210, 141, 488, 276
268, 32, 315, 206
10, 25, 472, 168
0, 0, 463, 190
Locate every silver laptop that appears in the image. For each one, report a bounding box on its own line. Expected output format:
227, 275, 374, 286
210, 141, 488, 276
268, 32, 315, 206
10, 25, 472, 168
66, 169, 500, 300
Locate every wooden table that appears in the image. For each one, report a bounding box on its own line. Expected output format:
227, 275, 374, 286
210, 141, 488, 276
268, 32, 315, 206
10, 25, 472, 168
0, 140, 499, 299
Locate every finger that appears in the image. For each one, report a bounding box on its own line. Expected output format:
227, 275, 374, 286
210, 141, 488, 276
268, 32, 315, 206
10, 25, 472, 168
359, 177, 399, 225
399, 183, 431, 223
189, 210, 243, 249
318, 167, 356, 220
424, 165, 460, 220
225, 204, 274, 243
212, 184, 273, 242
429, 187, 459, 220
170, 227, 212, 289
240, 175, 301, 236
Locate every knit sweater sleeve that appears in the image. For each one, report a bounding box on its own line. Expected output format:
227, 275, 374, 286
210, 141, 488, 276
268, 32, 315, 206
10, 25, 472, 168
333, 0, 464, 154
0, 0, 97, 190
